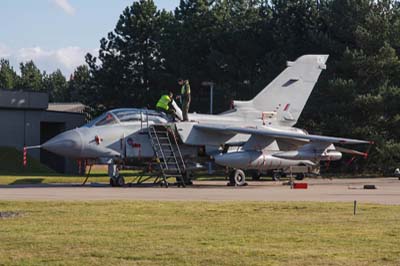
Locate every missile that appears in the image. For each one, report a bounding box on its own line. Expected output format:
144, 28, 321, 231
273, 150, 342, 161
214, 151, 315, 170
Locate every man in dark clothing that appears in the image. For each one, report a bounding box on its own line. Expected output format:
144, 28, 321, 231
177, 78, 191, 121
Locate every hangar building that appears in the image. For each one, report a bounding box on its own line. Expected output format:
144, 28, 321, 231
0, 89, 86, 174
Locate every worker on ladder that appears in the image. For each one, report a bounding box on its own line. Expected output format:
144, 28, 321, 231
156, 91, 176, 120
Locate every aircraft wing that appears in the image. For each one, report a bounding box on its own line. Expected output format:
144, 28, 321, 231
194, 124, 372, 145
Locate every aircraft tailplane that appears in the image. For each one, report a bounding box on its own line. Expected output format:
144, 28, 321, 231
233, 54, 329, 126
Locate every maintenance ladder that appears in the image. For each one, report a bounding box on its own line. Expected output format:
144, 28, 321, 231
148, 124, 187, 187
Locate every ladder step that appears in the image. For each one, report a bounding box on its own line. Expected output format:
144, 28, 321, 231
154, 146, 172, 151
157, 142, 171, 145
156, 144, 172, 148
154, 131, 168, 134
165, 166, 179, 169
164, 170, 181, 174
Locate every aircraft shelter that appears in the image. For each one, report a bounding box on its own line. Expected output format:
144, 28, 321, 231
0, 89, 86, 174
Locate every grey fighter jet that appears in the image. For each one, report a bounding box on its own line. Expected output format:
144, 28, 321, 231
41, 54, 371, 186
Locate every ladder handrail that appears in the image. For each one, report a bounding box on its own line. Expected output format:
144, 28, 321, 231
165, 130, 182, 174
150, 126, 169, 170
169, 128, 186, 171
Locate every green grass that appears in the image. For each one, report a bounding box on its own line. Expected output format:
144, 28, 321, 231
0, 174, 110, 185
0, 201, 399, 266
0, 147, 55, 175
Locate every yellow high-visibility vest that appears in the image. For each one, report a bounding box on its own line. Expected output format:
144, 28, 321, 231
156, 95, 171, 110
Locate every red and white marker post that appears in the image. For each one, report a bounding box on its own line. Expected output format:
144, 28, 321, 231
23, 147, 27, 167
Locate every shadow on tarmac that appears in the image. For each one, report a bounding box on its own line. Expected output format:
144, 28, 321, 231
0, 183, 109, 189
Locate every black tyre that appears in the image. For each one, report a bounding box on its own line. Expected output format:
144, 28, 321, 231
229, 170, 235, 184
295, 173, 305, 181
272, 172, 281, 181
116, 175, 125, 187
233, 169, 246, 186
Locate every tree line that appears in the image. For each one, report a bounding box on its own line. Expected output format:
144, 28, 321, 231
1, 0, 400, 173
0, 59, 90, 104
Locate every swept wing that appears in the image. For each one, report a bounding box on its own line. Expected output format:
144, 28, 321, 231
194, 124, 371, 145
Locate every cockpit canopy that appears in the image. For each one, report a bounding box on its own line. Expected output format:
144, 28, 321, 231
85, 108, 169, 127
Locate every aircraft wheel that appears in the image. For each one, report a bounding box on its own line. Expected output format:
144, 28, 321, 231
116, 175, 125, 187
295, 173, 305, 181
233, 169, 246, 186
109, 177, 116, 187
272, 172, 281, 181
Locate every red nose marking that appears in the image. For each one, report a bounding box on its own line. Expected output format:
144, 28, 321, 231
95, 135, 103, 145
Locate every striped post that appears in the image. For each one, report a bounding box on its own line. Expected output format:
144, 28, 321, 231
23, 147, 27, 167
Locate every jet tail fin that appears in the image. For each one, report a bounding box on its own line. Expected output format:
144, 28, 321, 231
233, 55, 329, 126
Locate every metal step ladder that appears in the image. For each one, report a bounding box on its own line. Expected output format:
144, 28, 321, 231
148, 124, 187, 187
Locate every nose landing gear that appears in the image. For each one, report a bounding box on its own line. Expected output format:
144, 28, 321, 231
110, 175, 125, 187
108, 163, 125, 187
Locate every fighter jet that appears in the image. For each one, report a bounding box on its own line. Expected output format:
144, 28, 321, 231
40, 54, 371, 186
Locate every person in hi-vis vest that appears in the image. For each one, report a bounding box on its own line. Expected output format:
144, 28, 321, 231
156, 92, 175, 117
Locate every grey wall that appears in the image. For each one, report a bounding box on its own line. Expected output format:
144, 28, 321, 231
0, 110, 29, 149
0, 90, 48, 109
0, 109, 85, 174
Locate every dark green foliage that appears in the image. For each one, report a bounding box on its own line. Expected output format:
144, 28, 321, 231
68, 65, 92, 104
0, 59, 18, 89
17, 61, 44, 91
43, 69, 68, 102
86, 0, 170, 109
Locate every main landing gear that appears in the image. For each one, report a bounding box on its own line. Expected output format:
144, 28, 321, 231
228, 169, 248, 186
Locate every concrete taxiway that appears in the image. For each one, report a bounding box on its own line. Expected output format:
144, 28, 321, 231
0, 178, 399, 204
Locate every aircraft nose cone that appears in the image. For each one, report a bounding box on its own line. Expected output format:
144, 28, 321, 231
42, 129, 83, 157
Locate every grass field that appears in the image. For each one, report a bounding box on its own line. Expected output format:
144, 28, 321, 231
0, 201, 399, 266
0, 173, 110, 185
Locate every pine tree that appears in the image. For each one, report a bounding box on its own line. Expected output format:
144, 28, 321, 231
18, 61, 43, 91
0, 59, 18, 89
